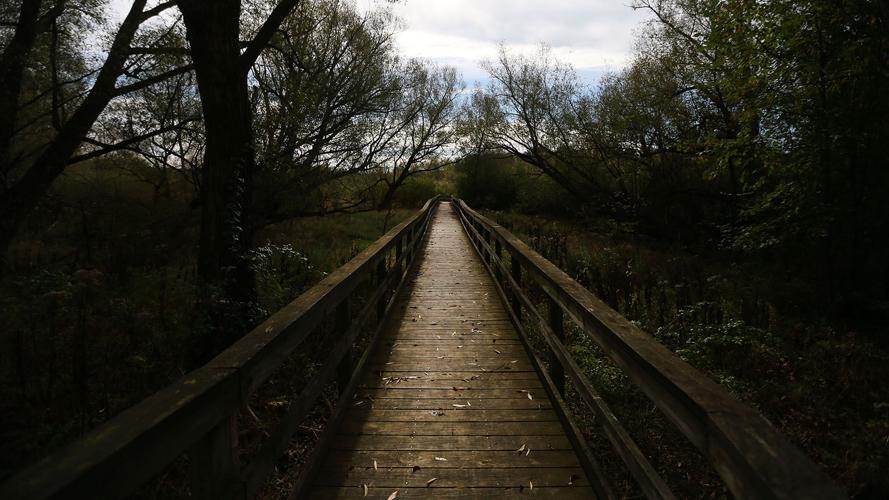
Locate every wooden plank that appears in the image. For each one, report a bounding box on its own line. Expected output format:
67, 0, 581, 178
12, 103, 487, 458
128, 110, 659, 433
355, 388, 542, 399
321, 450, 580, 469
367, 361, 532, 371
352, 398, 551, 410
330, 434, 571, 451
338, 419, 567, 438
379, 339, 523, 345
315, 466, 588, 487
364, 371, 538, 379
358, 378, 544, 390
345, 408, 557, 422
373, 346, 527, 355
307, 486, 595, 499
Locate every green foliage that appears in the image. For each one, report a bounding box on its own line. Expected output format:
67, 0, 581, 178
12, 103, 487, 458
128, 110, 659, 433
390, 175, 441, 208
453, 155, 579, 215
454, 156, 517, 209
493, 210, 889, 496
251, 243, 320, 314
0, 157, 415, 479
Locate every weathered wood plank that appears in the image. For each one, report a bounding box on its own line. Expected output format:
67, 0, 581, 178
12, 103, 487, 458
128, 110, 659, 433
307, 486, 595, 499
359, 378, 543, 390
352, 398, 551, 410
322, 450, 580, 469
355, 388, 542, 399
330, 434, 571, 451
345, 408, 557, 422
315, 466, 588, 487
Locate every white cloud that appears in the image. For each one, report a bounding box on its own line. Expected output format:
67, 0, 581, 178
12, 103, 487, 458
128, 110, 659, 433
359, 0, 651, 85
108, 0, 648, 86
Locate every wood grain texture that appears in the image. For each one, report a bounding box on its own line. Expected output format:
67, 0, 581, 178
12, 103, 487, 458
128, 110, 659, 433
306, 202, 594, 499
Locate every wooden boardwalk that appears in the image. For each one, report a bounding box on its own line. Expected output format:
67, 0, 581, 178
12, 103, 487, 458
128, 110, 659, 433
0, 197, 841, 500
307, 202, 594, 498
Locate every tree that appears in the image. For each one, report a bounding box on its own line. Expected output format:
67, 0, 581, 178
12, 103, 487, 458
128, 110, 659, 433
474, 46, 625, 210
251, 0, 461, 220
633, 0, 889, 305
0, 0, 191, 270
168, 0, 305, 357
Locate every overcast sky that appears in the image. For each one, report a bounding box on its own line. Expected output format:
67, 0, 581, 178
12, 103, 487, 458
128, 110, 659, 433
357, 0, 651, 87
110, 0, 650, 86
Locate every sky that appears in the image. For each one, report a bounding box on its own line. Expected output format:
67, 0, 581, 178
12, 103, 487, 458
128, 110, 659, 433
109, 0, 651, 87
357, 0, 652, 87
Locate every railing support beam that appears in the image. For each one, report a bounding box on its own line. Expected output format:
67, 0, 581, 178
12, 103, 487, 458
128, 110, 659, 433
510, 255, 522, 321
547, 296, 565, 395
190, 414, 241, 500
335, 298, 352, 393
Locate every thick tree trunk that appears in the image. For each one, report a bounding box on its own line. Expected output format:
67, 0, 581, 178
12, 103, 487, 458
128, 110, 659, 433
179, 0, 257, 354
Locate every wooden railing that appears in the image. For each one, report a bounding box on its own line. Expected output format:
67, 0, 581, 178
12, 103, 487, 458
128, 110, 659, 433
0, 196, 443, 500
453, 199, 845, 500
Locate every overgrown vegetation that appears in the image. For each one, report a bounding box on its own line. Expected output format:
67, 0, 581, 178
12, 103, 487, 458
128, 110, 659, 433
486, 209, 889, 497
0, 160, 414, 481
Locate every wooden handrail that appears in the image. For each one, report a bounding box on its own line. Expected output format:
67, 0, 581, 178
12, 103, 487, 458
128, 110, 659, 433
0, 196, 444, 500
453, 198, 845, 500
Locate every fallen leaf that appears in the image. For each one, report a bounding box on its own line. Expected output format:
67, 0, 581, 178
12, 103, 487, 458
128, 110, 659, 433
426, 478, 438, 486
373, 459, 378, 470
569, 474, 580, 486
530, 481, 534, 490
434, 456, 447, 461
363, 484, 368, 496
493, 349, 502, 354
516, 444, 526, 454
412, 465, 421, 473
387, 491, 398, 500
430, 410, 445, 417
525, 447, 531, 456
527, 392, 533, 400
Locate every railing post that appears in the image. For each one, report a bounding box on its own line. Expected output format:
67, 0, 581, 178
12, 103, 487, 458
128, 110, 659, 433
190, 414, 241, 499
336, 298, 353, 392
395, 235, 404, 280
547, 296, 566, 395
407, 225, 415, 265
510, 255, 522, 321
494, 239, 503, 283
376, 257, 387, 321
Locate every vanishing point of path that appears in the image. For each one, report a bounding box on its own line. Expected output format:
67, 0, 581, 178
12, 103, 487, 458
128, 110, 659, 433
307, 202, 594, 498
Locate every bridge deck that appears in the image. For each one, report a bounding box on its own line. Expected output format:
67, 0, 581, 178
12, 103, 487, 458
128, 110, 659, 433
307, 202, 594, 498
